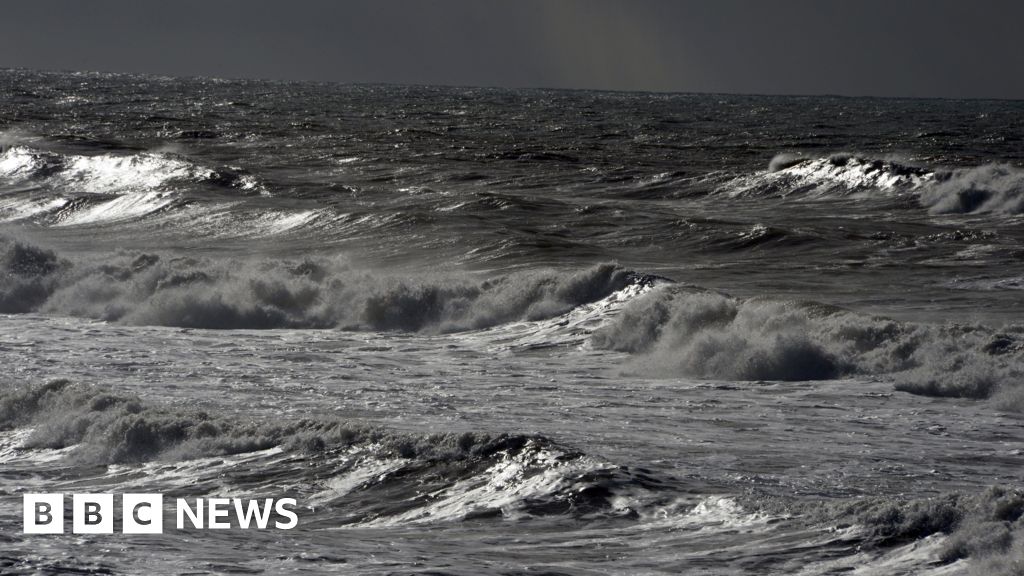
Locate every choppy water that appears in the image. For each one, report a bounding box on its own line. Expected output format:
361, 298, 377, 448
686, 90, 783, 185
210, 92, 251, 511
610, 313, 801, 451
1, 68, 1023, 575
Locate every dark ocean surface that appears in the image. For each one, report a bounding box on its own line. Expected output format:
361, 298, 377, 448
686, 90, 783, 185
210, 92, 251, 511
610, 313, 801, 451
1, 69, 1022, 574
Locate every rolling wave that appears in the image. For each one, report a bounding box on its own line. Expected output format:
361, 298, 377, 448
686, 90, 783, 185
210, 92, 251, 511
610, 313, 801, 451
0, 236, 646, 332
0, 380, 656, 525
728, 153, 1024, 215
0, 141, 263, 226
921, 164, 1024, 215
725, 153, 933, 198
746, 486, 1024, 576
591, 285, 1024, 407
0, 144, 256, 194
4, 233, 1022, 409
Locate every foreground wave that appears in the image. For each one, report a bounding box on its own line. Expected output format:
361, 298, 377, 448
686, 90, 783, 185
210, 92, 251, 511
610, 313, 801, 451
750, 487, 1024, 576
0, 380, 654, 525
3, 379, 1021, 574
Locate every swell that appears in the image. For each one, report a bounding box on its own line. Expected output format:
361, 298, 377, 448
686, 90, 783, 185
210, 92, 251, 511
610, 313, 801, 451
0, 236, 642, 332
591, 285, 1024, 407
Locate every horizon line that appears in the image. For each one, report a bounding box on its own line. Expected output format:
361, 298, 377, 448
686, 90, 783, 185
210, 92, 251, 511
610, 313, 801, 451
5, 65, 1024, 104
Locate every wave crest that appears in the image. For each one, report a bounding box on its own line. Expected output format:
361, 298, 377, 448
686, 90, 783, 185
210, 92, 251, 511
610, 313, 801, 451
921, 164, 1024, 215
726, 154, 933, 198
0, 380, 653, 524
831, 488, 1024, 573
591, 286, 1024, 403
730, 154, 1024, 217
0, 144, 239, 194
0, 237, 639, 332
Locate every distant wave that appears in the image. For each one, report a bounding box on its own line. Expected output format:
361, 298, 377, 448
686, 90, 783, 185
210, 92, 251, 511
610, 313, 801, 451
591, 285, 1024, 407
0, 144, 259, 194
0, 379, 654, 525
0, 141, 263, 226
729, 154, 1024, 216
725, 153, 933, 198
0, 236, 645, 332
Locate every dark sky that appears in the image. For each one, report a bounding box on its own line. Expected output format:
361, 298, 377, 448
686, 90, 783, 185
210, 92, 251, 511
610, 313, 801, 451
2, 0, 1022, 99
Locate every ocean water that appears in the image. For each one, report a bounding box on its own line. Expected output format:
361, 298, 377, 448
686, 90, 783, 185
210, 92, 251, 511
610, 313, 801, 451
0, 68, 1023, 575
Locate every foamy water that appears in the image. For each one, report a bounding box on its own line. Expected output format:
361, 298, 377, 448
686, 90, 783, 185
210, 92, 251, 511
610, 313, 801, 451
1, 69, 1023, 574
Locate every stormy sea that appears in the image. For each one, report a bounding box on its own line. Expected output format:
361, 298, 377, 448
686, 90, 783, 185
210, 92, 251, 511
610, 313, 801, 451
1, 68, 1023, 575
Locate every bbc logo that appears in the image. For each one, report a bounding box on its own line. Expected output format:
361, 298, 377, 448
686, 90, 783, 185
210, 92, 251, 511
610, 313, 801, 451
24, 494, 163, 534
24, 493, 299, 533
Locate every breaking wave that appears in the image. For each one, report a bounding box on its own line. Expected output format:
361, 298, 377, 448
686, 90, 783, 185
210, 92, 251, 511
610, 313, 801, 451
0, 236, 641, 332
728, 153, 1024, 217
0, 141, 263, 226
0, 144, 257, 195
591, 285, 1024, 406
747, 487, 1024, 575
921, 164, 1024, 215
727, 153, 933, 198
845, 488, 1024, 566
0, 380, 653, 525
0, 379, 549, 465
